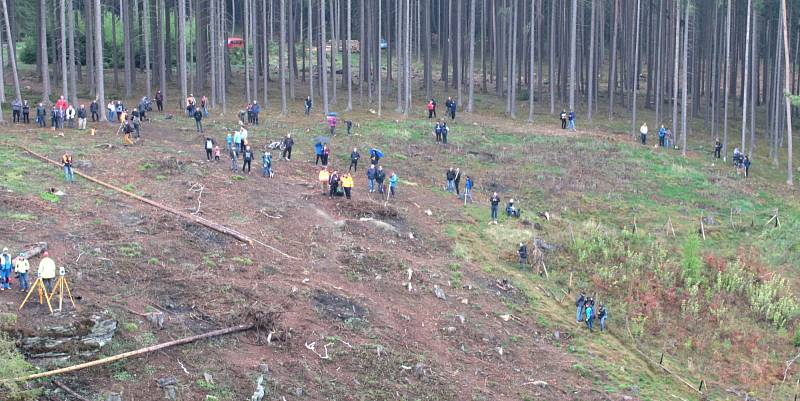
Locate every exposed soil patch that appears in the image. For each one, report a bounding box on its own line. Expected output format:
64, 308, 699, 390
312, 290, 368, 322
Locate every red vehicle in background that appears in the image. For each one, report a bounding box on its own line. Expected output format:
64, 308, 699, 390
226, 37, 244, 49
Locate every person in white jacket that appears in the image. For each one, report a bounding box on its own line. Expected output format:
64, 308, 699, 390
639, 123, 648, 145
65, 105, 76, 128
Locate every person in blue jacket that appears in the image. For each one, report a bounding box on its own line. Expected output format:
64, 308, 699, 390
315, 142, 324, 165
251, 101, 261, 125
388, 172, 399, 198
0, 248, 12, 291
567, 110, 576, 131
658, 125, 667, 147
262, 152, 273, 177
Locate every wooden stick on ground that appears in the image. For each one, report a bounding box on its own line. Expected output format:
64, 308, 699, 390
53, 380, 92, 401
9, 144, 255, 247
6, 324, 254, 382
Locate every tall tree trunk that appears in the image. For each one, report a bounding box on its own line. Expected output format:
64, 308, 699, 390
509, 0, 518, 118
654, 0, 663, 125
568, 0, 577, 111
94, 0, 105, 120
308, 0, 313, 105
143, 0, 153, 97
122, 0, 133, 97
263, 0, 269, 107
680, 0, 689, 156
780, 0, 793, 186
467, 0, 476, 112
178, 0, 188, 106
630, 0, 641, 138
375, 0, 380, 115
741, 0, 752, 155
245, 0, 252, 101
548, 0, 554, 113
424, 0, 432, 99
210, 0, 217, 107
60, 0, 69, 100
526, 0, 534, 121
327, 0, 335, 104
67, 0, 78, 105
1, 0, 21, 102
346, 0, 352, 110
587, 0, 595, 121
159, 0, 167, 101
39, 0, 50, 102
723, 0, 731, 160
85, 0, 95, 93
672, 0, 680, 142
321, 0, 330, 115
280, 0, 288, 114
608, 0, 618, 119
456, 0, 462, 106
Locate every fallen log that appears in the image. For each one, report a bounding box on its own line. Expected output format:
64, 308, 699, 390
19, 242, 48, 258
9, 144, 254, 247
7, 324, 254, 382
53, 380, 92, 401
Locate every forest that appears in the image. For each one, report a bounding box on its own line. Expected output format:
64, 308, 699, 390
2, 1, 795, 179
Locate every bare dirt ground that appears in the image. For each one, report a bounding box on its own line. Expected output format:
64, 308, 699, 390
0, 102, 637, 401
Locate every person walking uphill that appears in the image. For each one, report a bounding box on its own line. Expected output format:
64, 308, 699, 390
388, 171, 398, 198
14, 253, 30, 292
262, 152, 273, 177
585, 303, 595, 332
575, 292, 586, 322
639, 123, 648, 145
597, 304, 608, 331
518, 243, 528, 269
204, 137, 215, 161
349, 148, 360, 171
282, 134, 294, 160
193, 108, 204, 133
0, 248, 12, 291
490, 192, 501, 224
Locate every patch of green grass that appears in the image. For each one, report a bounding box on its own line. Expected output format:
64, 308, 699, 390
231, 175, 245, 181
117, 243, 142, 258
0, 211, 37, 221
113, 370, 133, 381
232, 256, 253, 266
122, 322, 138, 333
138, 161, 156, 171
122, 183, 137, 192
39, 191, 60, 203
147, 257, 160, 266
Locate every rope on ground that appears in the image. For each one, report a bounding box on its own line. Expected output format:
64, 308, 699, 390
4, 324, 254, 383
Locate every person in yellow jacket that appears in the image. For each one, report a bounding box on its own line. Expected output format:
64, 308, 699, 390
14, 253, 30, 292
38, 251, 57, 292
341, 173, 354, 199
318, 167, 330, 195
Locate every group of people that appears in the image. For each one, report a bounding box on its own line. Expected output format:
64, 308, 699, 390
576, 293, 608, 332
426, 97, 457, 120
638, 122, 674, 148
0, 247, 58, 295
444, 167, 474, 203
319, 153, 398, 200
712, 139, 752, 177
434, 120, 450, 144
16, 96, 93, 130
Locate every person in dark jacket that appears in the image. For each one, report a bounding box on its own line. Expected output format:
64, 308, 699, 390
714, 139, 723, 159
155, 90, 164, 112
560, 110, 567, 129
36, 103, 46, 127
11, 98, 21, 123
282, 134, 294, 160
50, 106, 59, 129
446, 168, 456, 192
441, 122, 449, 144
598, 305, 608, 331
375, 166, 386, 194
743, 156, 751, 177
90, 100, 99, 122
251, 101, 260, 125
262, 152, 273, 177
518, 243, 528, 269
77, 105, 87, 130
304, 96, 312, 116
349, 148, 360, 171
321, 144, 330, 166
575, 293, 586, 322
22, 100, 30, 123
346, 120, 353, 136
369, 149, 381, 165
445, 97, 456, 120
490, 192, 500, 224
328, 171, 341, 199
242, 146, 254, 173
366, 164, 377, 193
193, 108, 203, 132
